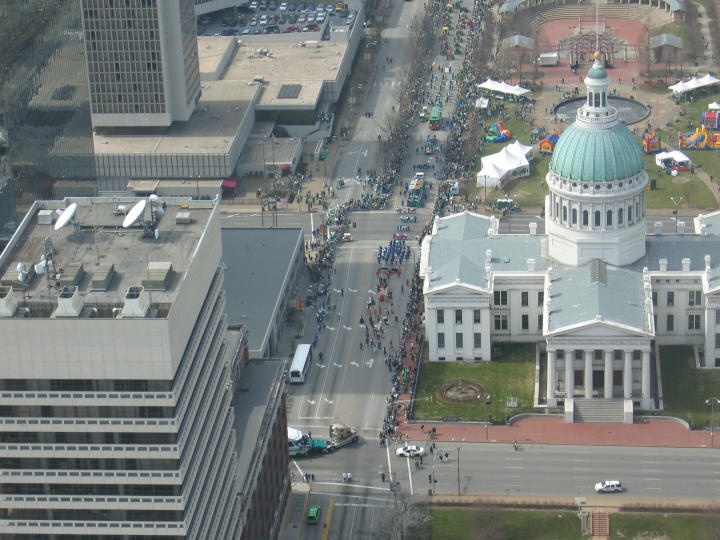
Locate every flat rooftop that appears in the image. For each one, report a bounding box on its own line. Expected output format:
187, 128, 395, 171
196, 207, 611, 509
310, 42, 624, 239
197, 35, 236, 77
233, 358, 284, 493
239, 136, 302, 166
221, 227, 303, 354
0, 198, 214, 317
92, 81, 259, 155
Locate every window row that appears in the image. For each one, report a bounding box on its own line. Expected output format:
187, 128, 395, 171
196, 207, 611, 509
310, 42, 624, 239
494, 314, 543, 331
493, 290, 543, 306
651, 290, 701, 308
91, 102, 167, 114
553, 202, 642, 228
86, 29, 159, 42
436, 309, 482, 325
437, 332, 482, 349
658, 313, 702, 332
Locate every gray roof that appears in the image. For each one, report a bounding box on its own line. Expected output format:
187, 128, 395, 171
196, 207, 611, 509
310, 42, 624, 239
667, 0, 685, 11
221, 227, 303, 352
233, 357, 284, 493
650, 33, 683, 49
499, 0, 527, 14
548, 260, 649, 333
501, 34, 535, 50
426, 212, 546, 291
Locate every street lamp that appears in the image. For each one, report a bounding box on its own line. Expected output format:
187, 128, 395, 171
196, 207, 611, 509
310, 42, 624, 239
670, 196, 683, 233
706, 397, 720, 448
479, 393, 491, 441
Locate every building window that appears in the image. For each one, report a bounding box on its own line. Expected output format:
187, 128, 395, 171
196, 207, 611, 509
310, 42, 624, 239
521, 314, 529, 330
628, 206, 632, 223
494, 291, 508, 306
571, 208, 577, 225
437, 310, 444, 324
652, 291, 657, 306
594, 210, 601, 227
494, 314, 508, 330
667, 314, 674, 332
580, 210, 587, 226
689, 291, 702, 306
716, 333, 720, 349
666, 291, 674, 307
521, 292, 528, 306
633, 368, 641, 384
473, 309, 481, 324
562, 206, 567, 222
455, 309, 463, 324
538, 314, 543, 331
538, 291, 544, 306
618, 208, 623, 224
606, 210, 613, 226
688, 314, 701, 330
455, 333, 463, 349
437, 333, 445, 348
555, 202, 559, 218
473, 333, 482, 349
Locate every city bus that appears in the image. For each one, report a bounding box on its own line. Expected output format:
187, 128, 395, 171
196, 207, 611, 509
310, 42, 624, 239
289, 343, 313, 383
429, 106, 441, 130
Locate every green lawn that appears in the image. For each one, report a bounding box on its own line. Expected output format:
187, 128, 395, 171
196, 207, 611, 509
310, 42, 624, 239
642, 153, 718, 211
413, 343, 536, 422
431, 508, 584, 540
659, 345, 720, 427
611, 512, 720, 539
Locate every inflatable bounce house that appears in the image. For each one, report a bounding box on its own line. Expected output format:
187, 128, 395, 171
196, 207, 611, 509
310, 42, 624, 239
678, 125, 720, 150
486, 121, 511, 143
641, 131, 661, 153
539, 130, 560, 154
702, 111, 719, 130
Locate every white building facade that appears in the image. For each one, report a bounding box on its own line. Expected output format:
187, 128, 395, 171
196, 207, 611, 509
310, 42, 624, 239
421, 53, 720, 413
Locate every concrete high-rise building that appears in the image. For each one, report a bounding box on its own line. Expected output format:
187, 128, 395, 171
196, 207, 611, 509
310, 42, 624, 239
80, 0, 201, 131
0, 197, 280, 538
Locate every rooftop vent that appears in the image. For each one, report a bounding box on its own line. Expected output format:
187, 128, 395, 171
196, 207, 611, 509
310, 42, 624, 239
142, 262, 172, 291
682, 258, 691, 272
91, 263, 115, 291
37, 209, 55, 225
590, 259, 607, 285
54, 286, 83, 318
0, 286, 18, 317
176, 211, 192, 224
527, 258, 536, 272
659, 258, 668, 272
677, 221, 686, 234
121, 286, 149, 318
529, 222, 537, 235
2, 262, 36, 289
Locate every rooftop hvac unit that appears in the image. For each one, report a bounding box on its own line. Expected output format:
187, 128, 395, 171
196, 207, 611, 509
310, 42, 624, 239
37, 210, 55, 225
0, 286, 18, 317
59, 262, 84, 288
142, 261, 173, 291
252, 75, 264, 84
54, 286, 84, 318
176, 211, 192, 224
120, 286, 150, 318
91, 263, 116, 291
306, 40, 319, 48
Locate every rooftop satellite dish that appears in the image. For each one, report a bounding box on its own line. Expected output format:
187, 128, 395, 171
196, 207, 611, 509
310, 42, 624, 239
18, 271, 26, 282
16, 262, 25, 273
123, 199, 147, 228
54, 203, 78, 231
34, 261, 47, 274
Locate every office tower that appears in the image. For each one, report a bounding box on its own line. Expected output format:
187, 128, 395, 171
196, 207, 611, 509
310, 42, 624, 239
81, 0, 201, 131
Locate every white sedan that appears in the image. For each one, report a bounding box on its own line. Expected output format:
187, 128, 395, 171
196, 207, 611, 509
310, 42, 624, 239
396, 445, 425, 457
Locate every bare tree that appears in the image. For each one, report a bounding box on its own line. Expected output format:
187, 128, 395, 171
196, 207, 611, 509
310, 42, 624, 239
377, 492, 431, 540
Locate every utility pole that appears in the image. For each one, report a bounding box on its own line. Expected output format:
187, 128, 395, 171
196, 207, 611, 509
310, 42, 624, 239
456, 447, 460, 495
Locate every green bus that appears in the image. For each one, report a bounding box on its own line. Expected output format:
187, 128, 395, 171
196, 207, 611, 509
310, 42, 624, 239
429, 106, 442, 130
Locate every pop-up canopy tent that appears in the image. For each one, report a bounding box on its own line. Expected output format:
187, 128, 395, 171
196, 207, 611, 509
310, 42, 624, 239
478, 78, 531, 97
669, 73, 720, 94
476, 140, 534, 188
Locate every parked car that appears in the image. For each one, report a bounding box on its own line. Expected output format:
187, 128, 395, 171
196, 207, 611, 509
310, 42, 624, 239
304, 23, 319, 31
316, 13, 325, 22
287, 24, 300, 31
258, 1, 268, 9
269, 1, 278, 9
221, 28, 236, 35
297, 14, 306, 22
279, 2, 288, 10
307, 13, 316, 22
249, 17, 258, 25
307, 506, 321, 524
259, 14, 268, 24
288, 13, 297, 22
396, 445, 425, 457
277, 14, 286, 23
250, 1, 259, 8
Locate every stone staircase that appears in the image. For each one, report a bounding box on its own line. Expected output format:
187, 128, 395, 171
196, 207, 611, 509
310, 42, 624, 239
590, 510, 610, 537
527, 3, 655, 31
573, 398, 625, 423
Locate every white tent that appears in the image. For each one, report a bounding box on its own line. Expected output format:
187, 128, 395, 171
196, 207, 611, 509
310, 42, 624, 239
475, 97, 490, 109
709, 102, 720, 111
476, 141, 533, 188
669, 73, 720, 94
478, 79, 532, 97
655, 150, 691, 169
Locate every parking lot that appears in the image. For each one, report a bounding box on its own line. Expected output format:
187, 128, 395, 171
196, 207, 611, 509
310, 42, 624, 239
197, 3, 358, 36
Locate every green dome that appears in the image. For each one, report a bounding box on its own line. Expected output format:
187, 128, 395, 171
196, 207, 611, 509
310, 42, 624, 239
549, 122, 645, 183
587, 64, 608, 80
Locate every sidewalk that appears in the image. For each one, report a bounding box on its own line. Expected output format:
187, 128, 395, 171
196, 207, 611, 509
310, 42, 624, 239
402, 415, 715, 449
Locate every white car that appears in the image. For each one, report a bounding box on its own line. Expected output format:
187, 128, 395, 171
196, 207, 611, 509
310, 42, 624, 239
307, 13, 316, 22
316, 13, 325, 22
594, 480, 623, 493
279, 2, 288, 10
396, 445, 425, 457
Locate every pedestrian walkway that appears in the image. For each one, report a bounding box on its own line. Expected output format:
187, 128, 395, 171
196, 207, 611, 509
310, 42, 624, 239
402, 415, 714, 448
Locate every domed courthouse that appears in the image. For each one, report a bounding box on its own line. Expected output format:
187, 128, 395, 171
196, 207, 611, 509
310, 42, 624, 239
421, 54, 720, 420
